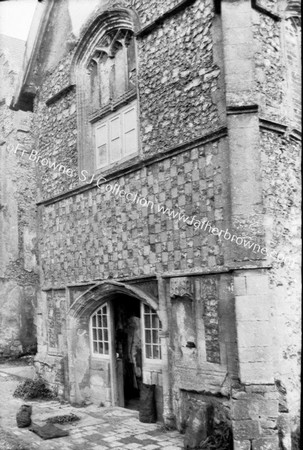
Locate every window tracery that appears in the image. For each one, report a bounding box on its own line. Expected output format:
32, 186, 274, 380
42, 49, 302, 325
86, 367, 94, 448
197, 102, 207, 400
87, 29, 136, 113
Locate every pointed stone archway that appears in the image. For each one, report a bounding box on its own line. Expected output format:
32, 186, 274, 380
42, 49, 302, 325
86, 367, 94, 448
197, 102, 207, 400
68, 280, 159, 319
66, 280, 172, 423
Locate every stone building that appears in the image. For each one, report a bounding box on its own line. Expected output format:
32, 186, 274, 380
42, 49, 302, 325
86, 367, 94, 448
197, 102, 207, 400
11, 0, 301, 448
0, 34, 38, 356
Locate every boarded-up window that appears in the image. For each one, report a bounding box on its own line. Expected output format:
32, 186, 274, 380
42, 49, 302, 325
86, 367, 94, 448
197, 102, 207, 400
94, 101, 138, 168
95, 122, 108, 168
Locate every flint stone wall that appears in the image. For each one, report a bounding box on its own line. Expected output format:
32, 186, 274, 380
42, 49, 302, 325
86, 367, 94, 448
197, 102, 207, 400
0, 46, 38, 356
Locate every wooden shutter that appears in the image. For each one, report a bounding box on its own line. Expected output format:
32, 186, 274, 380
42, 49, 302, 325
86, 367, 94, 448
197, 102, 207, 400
95, 122, 108, 168
109, 115, 122, 162
123, 106, 137, 156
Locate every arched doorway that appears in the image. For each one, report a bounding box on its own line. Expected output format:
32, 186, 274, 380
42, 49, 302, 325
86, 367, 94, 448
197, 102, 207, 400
67, 281, 165, 419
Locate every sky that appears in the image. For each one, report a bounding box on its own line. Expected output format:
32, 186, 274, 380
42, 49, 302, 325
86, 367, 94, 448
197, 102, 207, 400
0, 0, 36, 40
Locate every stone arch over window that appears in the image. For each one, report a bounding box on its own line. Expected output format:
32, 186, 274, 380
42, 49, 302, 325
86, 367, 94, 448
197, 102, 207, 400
71, 8, 140, 175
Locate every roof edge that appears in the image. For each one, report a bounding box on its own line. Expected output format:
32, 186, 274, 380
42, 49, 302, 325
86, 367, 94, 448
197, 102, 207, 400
10, 0, 55, 111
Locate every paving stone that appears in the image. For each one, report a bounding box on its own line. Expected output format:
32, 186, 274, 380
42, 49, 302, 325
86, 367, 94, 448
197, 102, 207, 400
0, 371, 184, 450
124, 444, 143, 449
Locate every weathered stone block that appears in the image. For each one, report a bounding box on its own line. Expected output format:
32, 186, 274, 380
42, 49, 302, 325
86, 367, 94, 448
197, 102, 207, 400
248, 399, 278, 420
170, 277, 193, 300
184, 404, 214, 449
231, 400, 251, 420
235, 295, 270, 321
232, 419, 260, 440
245, 274, 269, 296
237, 321, 271, 348
240, 362, 274, 384
233, 440, 251, 450
245, 385, 276, 395
238, 346, 270, 363
232, 389, 249, 400
252, 436, 279, 450
234, 276, 246, 296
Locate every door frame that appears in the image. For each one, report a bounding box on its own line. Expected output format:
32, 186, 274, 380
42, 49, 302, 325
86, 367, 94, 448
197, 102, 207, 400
67, 280, 173, 423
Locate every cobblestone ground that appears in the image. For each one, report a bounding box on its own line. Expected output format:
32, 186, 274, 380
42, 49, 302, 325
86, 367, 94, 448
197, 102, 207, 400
0, 367, 184, 450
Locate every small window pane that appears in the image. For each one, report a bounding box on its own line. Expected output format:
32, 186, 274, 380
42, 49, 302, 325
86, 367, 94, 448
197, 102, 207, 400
152, 330, 158, 343
145, 330, 151, 344
143, 304, 161, 360
153, 345, 159, 359
98, 329, 103, 342
144, 315, 151, 328
127, 39, 136, 89
91, 304, 109, 356
100, 56, 111, 105
90, 62, 100, 111
146, 345, 152, 359
104, 329, 108, 342
114, 46, 127, 97
152, 315, 158, 328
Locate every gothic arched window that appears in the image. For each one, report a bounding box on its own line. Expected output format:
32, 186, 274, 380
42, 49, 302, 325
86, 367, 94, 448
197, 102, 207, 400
88, 29, 136, 111
72, 11, 139, 174
87, 29, 138, 168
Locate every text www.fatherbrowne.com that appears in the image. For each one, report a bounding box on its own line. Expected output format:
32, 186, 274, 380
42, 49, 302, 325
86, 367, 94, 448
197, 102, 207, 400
98, 180, 294, 268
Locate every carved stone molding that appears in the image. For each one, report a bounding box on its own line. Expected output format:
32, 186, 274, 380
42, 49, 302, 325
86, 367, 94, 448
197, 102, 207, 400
170, 277, 194, 301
